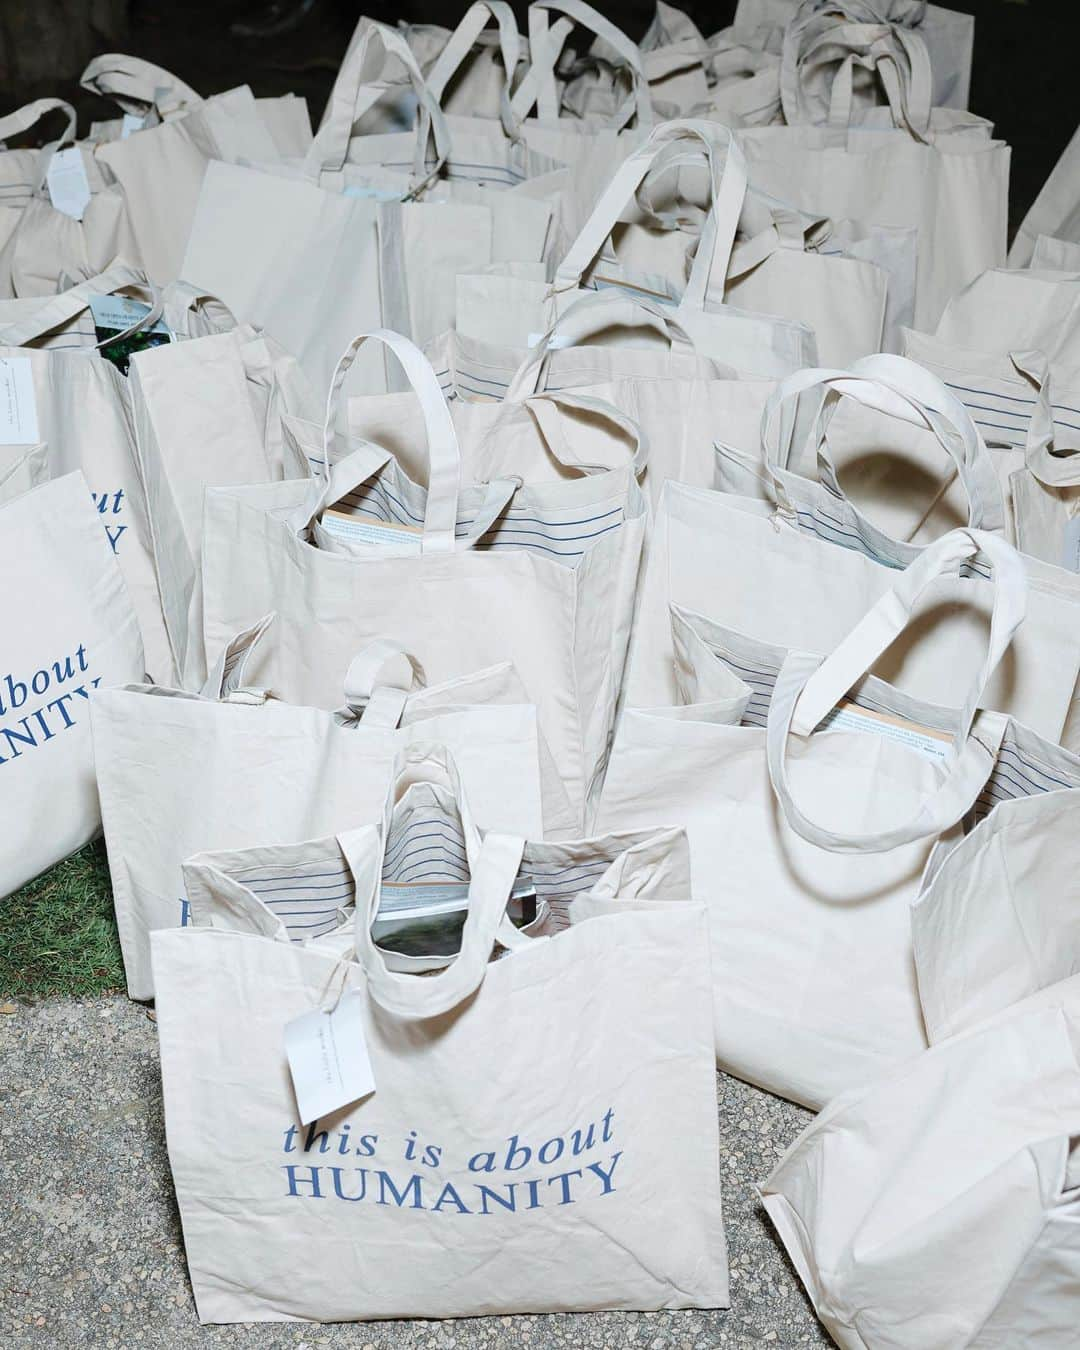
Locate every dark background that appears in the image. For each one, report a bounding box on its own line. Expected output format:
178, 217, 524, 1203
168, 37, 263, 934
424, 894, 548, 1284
3, 0, 1076, 236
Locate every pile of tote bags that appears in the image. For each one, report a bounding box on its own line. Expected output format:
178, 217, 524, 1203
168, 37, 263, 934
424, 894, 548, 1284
3, 0, 1080, 1338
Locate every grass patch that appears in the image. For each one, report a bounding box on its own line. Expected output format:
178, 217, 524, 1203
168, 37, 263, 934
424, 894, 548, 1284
0, 841, 121, 1000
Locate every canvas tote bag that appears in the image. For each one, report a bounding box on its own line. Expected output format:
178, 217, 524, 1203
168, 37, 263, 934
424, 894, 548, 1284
1009, 121, 1080, 268
200, 330, 646, 828
457, 118, 882, 372
625, 473, 1080, 749
152, 820, 727, 1321
0, 472, 144, 899
761, 977, 1080, 1349
599, 528, 1075, 1108
0, 261, 239, 685
94, 628, 560, 999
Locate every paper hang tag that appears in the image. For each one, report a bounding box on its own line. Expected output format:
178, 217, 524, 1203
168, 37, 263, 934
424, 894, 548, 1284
817, 699, 952, 763
120, 113, 145, 139
1061, 516, 1080, 574
46, 147, 92, 221
284, 992, 376, 1127
0, 357, 39, 446
89, 294, 173, 376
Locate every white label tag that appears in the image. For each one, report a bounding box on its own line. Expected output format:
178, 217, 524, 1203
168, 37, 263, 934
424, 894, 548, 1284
321, 511, 423, 554
284, 992, 375, 1127
88, 294, 170, 337
819, 700, 952, 763
1061, 516, 1080, 574
0, 357, 39, 445
46, 147, 92, 221
121, 113, 145, 139
343, 183, 405, 203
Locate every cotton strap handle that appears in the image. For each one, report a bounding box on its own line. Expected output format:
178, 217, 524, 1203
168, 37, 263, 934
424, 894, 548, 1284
1012, 350, 1080, 488
0, 99, 77, 146
552, 119, 746, 312
0, 261, 150, 347
425, 0, 523, 140
520, 391, 649, 476
346, 828, 527, 1019
762, 353, 1008, 537
766, 528, 1027, 853
305, 19, 451, 195
511, 0, 653, 129
503, 287, 700, 399
342, 639, 424, 728
79, 53, 201, 119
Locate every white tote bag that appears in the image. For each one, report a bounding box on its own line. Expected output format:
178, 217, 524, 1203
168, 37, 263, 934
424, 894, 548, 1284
600, 528, 1080, 1108
0, 473, 144, 899
0, 262, 238, 685
761, 979, 1080, 1349
94, 628, 562, 999
152, 821, 728, 1321
738, 90, 1008, 331
733, 0, 974, 111
201, 330, 646, 828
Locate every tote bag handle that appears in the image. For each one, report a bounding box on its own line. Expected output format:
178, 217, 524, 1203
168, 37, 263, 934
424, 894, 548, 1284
80, 53, 201, 119
425, 0, 523, 140
503, 287, 704, 399
296, 330, 463, 554
305, 19, 452, 195
1011, 350, 1080, 488
552, 119, 746, 310
511, 0, 653, 129
346, 827, 527, 1019
766, 528, 1026, 853
0, 98, 77, 146
761, 353, 1008, 537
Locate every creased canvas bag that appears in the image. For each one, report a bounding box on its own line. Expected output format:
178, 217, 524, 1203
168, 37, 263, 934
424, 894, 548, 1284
601, 528, 1080, 1107
94, 623, 561, 999
761, 979, 1080, 1349
152, 818, 727, 1321
201, 330, 646, 828
0, 472, 144, 899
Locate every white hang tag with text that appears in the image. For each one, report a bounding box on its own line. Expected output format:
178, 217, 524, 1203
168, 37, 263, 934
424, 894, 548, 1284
285, 992, 376, 1126
46, 148, 92, 221
0, 358, 39, 446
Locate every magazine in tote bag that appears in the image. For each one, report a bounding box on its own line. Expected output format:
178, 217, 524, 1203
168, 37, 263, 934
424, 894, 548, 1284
200, 330, 646, 829
93, 621, 567, 1000
0, 473, 144, 899
152, 817, 728, 1321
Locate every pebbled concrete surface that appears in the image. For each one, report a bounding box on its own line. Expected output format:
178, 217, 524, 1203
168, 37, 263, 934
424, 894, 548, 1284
0, 997, 830, 1349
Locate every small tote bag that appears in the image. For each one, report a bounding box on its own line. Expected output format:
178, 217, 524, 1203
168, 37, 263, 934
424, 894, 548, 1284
152, 823, 728, 1321
93, 622, 562, 1000
600, 528, 1080, 1108
761, 981, 1080, 1349
200, 330, 646, 828
0, 473, 144, 899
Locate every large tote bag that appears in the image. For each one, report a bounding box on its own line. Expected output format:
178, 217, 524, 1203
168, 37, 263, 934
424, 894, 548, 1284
201, 330, 646, 828
761, 976, 1080, 1350
152, 822, 727, 1321
94, 632, 558, 1000
600, 528, 1080, 1108
0, 473, 144, 899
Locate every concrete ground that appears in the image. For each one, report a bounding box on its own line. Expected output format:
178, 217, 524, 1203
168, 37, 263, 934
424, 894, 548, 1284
0, 996, 829, 1349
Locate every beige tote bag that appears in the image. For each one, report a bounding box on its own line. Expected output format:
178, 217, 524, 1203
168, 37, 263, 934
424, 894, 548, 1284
94, 626, 559, 1000
761, 979, 1080, 1349
0, 473, 144, 899
600, 528, 1080, 1108
200, 330, 646, 828
153, 821, 727, 1321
